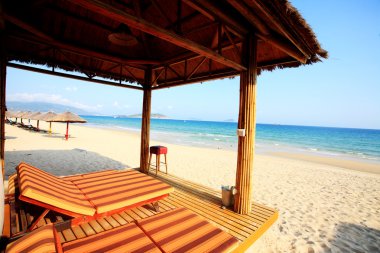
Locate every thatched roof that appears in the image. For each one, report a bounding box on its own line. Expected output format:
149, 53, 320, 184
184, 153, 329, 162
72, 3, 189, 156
38, 112, 58, 122
50, 112, 87, 123
12, 111, 24, 118
5, 111, 16, 118
28, 112, 42, 120
2, 0, 326, 89
19, 111, 32, 119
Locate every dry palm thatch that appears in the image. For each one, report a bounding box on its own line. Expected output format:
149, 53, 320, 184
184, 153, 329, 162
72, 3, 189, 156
49, 112, 86, 140
28, 112, 42, 120
38, 112, 57, 134
38, 112, 58, 122
49, 112, 87, 123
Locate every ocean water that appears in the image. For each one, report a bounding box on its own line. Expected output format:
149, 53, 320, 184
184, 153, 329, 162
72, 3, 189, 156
82, 115, 380, 162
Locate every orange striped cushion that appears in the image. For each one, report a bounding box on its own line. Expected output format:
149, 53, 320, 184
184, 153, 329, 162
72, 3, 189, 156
62, 170, 118, 181
6, 224, 59, 253
137, 208, 239, 253
62, 223, 161, 253
7, 173, 18, 194
70, 170, 174, 214
17, 162, 96, 216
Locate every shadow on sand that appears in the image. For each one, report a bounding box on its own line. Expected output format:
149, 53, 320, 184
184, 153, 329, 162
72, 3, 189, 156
5, 136, 17, 140
5, 149, 130, 177
326, 222, 380, 252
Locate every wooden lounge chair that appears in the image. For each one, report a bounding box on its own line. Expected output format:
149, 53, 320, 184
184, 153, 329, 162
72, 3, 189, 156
6, 207, 239, 253
12, 162, 174, 236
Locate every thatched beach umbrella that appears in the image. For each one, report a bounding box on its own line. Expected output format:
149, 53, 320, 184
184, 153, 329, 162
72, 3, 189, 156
28, 112, 42, 130
19, 111, 32, 124
38, 112, 57, 134
5, 111, 14, 123
49, 112, 86, 140
12, 111, 23, 123
5, 111, 15, 118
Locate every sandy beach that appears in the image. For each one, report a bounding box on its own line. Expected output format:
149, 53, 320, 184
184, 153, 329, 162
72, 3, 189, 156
4, 121, 380, 252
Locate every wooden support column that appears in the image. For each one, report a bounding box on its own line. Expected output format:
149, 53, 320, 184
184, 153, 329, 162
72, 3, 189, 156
0, 36, 6, 178
140, 68, 152, 173
234, 35, 258, 214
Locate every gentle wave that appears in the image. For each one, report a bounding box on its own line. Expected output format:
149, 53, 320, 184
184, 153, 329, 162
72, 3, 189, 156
82, 116, 380, 162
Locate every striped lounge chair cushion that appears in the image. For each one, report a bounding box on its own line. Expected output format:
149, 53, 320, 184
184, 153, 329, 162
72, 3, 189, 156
69, 169, 174, 214
17, 162, 96, 216
62, 169, 118, 181
7, 173, 18, 194
137, 207, 240, 253
6, 208, 238, 253
6, 224, 58, 253
62, 223, 161, 253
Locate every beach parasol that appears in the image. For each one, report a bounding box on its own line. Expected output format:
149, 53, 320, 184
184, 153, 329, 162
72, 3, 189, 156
28, 112, 42, 130
38, 112, 57, 134
5, 111, 15, 118
12, 111, 23, 123
23, 111, 34, 124
49, 112, 87, 140
19, 111, 32, 124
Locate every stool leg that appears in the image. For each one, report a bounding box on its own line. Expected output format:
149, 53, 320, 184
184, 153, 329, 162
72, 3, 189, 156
164, 154, 168, 174
148, 153, 152, 174
156, 154, 160, 176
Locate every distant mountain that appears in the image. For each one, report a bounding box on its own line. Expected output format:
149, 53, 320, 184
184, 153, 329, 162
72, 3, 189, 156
224, 119, 237, 122
6, 101, 92, 115
116, 113, 169, 119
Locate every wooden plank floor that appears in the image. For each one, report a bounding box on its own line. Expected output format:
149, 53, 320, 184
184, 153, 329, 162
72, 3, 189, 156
10, 170, 278, 252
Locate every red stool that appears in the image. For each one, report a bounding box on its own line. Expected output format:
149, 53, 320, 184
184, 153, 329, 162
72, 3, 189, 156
149, 146, 168, 175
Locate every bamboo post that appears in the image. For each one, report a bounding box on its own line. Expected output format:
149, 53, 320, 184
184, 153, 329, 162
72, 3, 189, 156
140, 67, 152, 173
234, 35, 258, 214
65, 122, 69, 140
0, 33, 6, 178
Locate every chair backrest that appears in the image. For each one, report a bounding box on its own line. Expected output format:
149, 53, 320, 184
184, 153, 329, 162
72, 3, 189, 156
17, 162, 96, 216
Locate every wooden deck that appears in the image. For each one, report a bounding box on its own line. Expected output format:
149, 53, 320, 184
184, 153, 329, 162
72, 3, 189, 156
8, 171, 278, 252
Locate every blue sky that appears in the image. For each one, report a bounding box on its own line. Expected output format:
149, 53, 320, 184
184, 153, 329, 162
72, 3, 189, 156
5, 0, 380, 129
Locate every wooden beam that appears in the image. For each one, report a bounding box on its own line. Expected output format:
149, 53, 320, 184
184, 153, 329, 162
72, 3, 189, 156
8, 63, 143, 90
0, 0, 4, 30
140, 68, 152, 174
257, 34, 307, 64
192, 0, 248, 37
0, 33, 6, 178
71, 0, 246, 71
155, 42, 243, 71
181, 0, 215, 21
153, 70, 238, 90
226, 0, 270, 35
4, 14, 158, 66
151, 0, 172, 26
258, 58, 299, 69
152, 68, 164, 85
226, 0, 307, 63
186, 57, 206, 80
234, 35, 258, 214
244, 0, 312, 59
133, 0, 151, 58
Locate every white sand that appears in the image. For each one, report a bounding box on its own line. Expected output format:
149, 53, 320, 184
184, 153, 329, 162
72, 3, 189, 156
4, 121, 380, 252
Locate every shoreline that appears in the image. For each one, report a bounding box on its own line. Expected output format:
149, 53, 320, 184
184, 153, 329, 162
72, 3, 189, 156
6, 121, 380, 176
83, 123, 380, 175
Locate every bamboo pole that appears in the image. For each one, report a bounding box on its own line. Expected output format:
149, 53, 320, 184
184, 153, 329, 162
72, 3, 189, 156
234, 35, 258, 214
0, 34, 6, 178
65, 122, 69, 140
140, 68, 152, 173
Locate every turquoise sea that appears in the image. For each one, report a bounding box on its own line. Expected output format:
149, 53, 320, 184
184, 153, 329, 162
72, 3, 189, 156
82, 116, 380, 163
